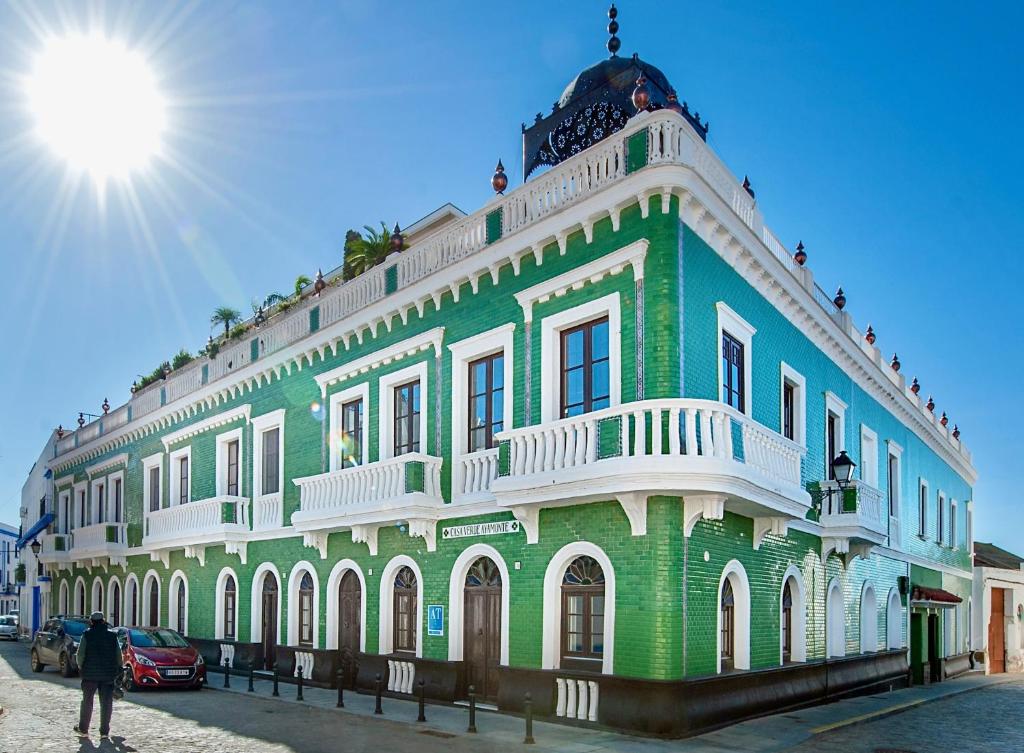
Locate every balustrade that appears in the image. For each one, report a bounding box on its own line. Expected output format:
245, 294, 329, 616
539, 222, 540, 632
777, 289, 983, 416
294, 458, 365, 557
293, 453, 442, 516
144, 495, 249, 544
457, 448, 499, 497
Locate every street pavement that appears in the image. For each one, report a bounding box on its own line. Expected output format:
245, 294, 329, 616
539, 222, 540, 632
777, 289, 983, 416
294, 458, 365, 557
1, 637, 1021, 752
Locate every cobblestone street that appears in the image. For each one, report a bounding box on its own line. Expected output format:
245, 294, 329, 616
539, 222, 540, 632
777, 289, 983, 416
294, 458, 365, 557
2, 638, 1022, 753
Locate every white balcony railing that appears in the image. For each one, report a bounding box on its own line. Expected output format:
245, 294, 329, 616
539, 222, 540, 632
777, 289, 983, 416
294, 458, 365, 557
456, 448, 499, 498
293, 453, 442, 517
38, 532, 71, 562
144, 495, 249, 545
72, 522, 126, 551
252, 493, 283, 531
500, 399, 803, 490
817, 480, 887, 539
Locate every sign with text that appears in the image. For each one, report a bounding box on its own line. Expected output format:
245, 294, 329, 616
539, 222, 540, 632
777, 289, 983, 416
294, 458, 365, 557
427, 604, 444, 637
441, 520, 520, 540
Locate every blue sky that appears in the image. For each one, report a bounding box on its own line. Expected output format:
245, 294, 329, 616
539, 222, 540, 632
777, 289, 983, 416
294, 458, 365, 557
0, 1, 1019, 551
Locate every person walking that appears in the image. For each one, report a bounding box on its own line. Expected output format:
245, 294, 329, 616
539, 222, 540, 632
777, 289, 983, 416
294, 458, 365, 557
73, 611, 121, 739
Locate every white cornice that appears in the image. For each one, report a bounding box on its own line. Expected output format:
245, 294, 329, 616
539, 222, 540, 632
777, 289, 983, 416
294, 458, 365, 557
161, 405, 251, 450
55, 474, 75, 489
514, 239, 647, 324
86, 453, 129, 477
315, 327, 444, 397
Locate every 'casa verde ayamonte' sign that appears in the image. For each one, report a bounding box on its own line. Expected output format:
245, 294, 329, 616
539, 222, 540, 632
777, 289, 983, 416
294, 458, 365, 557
441, 520, 520, 540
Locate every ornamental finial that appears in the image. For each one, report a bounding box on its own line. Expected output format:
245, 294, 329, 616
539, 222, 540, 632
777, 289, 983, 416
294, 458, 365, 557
607, 4, 621, 57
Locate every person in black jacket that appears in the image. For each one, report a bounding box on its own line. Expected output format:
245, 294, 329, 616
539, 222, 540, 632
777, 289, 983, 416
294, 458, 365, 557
73, 611, 121, 739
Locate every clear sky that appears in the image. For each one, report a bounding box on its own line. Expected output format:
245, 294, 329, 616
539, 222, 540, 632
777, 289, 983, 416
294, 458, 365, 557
0, 1, 1019, 551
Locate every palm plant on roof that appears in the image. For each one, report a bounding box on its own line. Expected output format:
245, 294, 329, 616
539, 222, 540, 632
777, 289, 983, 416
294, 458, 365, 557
210, 306, 241, 337
342, 222, 393, 280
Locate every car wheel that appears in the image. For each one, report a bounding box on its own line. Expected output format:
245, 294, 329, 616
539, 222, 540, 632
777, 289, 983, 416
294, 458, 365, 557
59, 652, 74, 678
30, 649, 45, 672
125, 667, 139, 691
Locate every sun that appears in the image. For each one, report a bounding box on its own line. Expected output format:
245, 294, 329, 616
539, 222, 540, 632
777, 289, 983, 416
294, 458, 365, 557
25, 33, 166, 182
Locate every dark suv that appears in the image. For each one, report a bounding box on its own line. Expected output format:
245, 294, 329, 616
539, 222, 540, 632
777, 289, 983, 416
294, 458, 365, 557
30, 615, 90, 677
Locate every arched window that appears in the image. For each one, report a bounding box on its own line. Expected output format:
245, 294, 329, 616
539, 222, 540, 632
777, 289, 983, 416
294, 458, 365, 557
223, 576, 237, 640
146, 576, 160, 627
781, 581, 793, 662
125, 578, 139, 626
393, 566, 418, 653
721, 579, 735, 670
59, 581, 69, 615
860, 584, 878, 653
92, 580, 103, 614
111, 582, 122, 627
175, 580, 186, 634
560, 556, 605, 670
298, 572, 314, 647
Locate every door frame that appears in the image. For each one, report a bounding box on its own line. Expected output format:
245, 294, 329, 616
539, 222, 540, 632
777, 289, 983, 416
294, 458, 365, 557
325, 560, 367, 652
447, 544, 510, 665
463, 581, 502, 701
989, 587, 1006, 674
250, 564, 282, 670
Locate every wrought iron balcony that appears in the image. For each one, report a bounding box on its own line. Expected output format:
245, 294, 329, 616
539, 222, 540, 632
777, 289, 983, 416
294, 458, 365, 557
142, 495, 250, 567
491, 398, 810, 546
812, 479, 888, 562
291, 453, 445, 557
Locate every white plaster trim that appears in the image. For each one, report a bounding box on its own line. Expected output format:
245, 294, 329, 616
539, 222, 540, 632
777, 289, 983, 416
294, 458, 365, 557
717, 559, 751, 673
72, 482, 88, 528
887, 441, 903, 522
315, 327, 444, 397
142, 453, 164, 518
513, 240, 647, 323
447, 544, 511, 666
85, 453, 129, 477
214, 567, 239, 640
91, 576, 104, 615
886, 587, 903, 649
89, 478, 106, 528
287, 561, 320, 648
252, 409, 286, 503
539, 293, 622, 424
59, 580, 69, 615
328, 383, 370, 472
215, 427, 245, 497
324, 559, 367, 652
826, 577, 845, 658
860, 581, 878, 653
124, 573, 140, 626
142, 570, 161, 628
378, 361, 430, 460
716, 302, 756, 415
918, 477, 930, 538
55, 474, 75, 490
779, 362, 806, 448
250, 563, 282, 647
825, 391, 847, 474
168, 446, 192, 507
950, 499, 958, 549
74, 576, 87, 614
168, 570, 189, 635
449, 324, 515, 497
379, 555, 424, 657
860, 424, 879, 489
541, 541, 615, 674
161, 405, 251, 450
780, 565, 807, 663
107, 470, 125, 524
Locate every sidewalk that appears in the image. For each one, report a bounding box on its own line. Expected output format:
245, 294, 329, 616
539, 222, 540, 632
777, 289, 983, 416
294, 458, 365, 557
206, 667, 1016, 753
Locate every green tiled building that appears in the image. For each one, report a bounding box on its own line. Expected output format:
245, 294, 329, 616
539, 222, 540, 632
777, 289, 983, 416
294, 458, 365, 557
24, 11, 976, 736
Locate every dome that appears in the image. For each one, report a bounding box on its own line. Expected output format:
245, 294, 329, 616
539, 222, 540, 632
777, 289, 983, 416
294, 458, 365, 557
557, 54, 674, 111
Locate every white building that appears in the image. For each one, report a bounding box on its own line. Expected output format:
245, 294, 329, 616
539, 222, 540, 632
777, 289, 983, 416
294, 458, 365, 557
972, 542, 1024, 674
0, 522, 19, 616
17, 430, 58, 634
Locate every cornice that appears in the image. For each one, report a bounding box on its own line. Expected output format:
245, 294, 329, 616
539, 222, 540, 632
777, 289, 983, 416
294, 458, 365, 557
161, 404, 251, 450
315, 327, 444, 397
86, 453, 129, 477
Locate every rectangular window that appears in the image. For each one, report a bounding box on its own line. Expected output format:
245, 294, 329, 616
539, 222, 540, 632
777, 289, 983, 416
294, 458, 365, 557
860, 427, 878, 488
782, 382, 795, 441
148, 467, 160, 512
341, 400, 363, 468
721, 331, 745, 413
827, 413, 839, 479
887, 452, 900, 517
224, 590, 236, 641
950, 503, 958, 548
467, 353, 505, 452
226, 439, 239, 496
393, 381, 421, 456
262, 427, 280, 493
97, 483, 106, 524
178, 456, 189, 505
560, 317, 610, 418
79, 490, 88, 527
919, 482, 928, 537
936, 493, 945, 544
114, 479, 122, 523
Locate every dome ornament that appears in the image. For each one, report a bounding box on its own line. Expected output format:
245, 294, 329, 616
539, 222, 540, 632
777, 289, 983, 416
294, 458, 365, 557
313, 269, 326, 296
390, 223, 404, 253
631, 74, 650, 113
742, 176, 755, 199
607, 4, 621, 57
491, 159, 508, 195
833, 287, 846, 310
794, 241, 807, 266
665, 89, 683, 115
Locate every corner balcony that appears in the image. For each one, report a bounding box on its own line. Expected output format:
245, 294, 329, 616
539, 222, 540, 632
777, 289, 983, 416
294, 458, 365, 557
291, 453, 445, 557
142, 495, 250, 568
72, 523, 128, 570
814, 480, 887, 562
491, 399, 810, 547
38, 532, 72, 568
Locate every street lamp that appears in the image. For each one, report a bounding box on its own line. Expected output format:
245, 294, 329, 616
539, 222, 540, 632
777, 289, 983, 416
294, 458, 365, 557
831, 451, 856, 488
30, 539, 41, 557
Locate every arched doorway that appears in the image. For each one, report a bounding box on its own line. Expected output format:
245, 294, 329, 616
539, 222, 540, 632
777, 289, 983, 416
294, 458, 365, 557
393, 566, 418, 654
464, 557, 502, 701
261, 573, 279, 669
175, 579, 187, 635
75, 580, 86, 615
338, 570, 361, 687
111, 582, 122, 627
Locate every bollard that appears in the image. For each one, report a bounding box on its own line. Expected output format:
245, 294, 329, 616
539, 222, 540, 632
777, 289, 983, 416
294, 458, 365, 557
523, 691, 535, 745
223, 659, 230, 688
374, 673, 383, 714
272, 666, 280, 697
417, 679, 426, 722
467, 684, 477, 733
296, 665, 304, 701
248, 666, 255, 692
336, 671, 345, 708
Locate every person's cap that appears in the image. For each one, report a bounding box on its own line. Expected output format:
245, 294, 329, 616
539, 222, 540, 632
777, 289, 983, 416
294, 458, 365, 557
90, 611, 104, 622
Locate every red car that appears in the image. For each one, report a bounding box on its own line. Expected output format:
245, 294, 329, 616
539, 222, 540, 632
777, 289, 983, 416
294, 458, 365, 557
117, 627, 205, 690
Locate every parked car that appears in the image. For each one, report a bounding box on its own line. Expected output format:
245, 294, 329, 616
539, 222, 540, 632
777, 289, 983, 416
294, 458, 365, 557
0, 615, 17, 640
30, 615, 90, 676
117, 627, 205, 690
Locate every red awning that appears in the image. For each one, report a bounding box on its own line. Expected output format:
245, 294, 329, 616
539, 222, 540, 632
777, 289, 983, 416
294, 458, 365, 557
911, 585, 962, 604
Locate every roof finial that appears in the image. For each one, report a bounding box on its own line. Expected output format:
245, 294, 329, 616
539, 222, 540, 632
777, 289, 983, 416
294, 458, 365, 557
607, 4, 621, 57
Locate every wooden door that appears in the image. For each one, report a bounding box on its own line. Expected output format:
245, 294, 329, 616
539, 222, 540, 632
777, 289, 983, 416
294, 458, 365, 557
338, 571, 361, 687
262, 577, 278, 670
148, 585, 159, 626
463, 557, 502, 701
927, 614, 941, 682
989, 587, 1006, 673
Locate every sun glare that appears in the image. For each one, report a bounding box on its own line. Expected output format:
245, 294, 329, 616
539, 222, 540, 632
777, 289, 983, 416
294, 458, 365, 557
25, 33, 166, 182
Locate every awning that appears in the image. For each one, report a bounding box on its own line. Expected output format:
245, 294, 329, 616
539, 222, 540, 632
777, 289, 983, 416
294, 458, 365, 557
16, 513, 54, 551
910, 585, 962, 605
